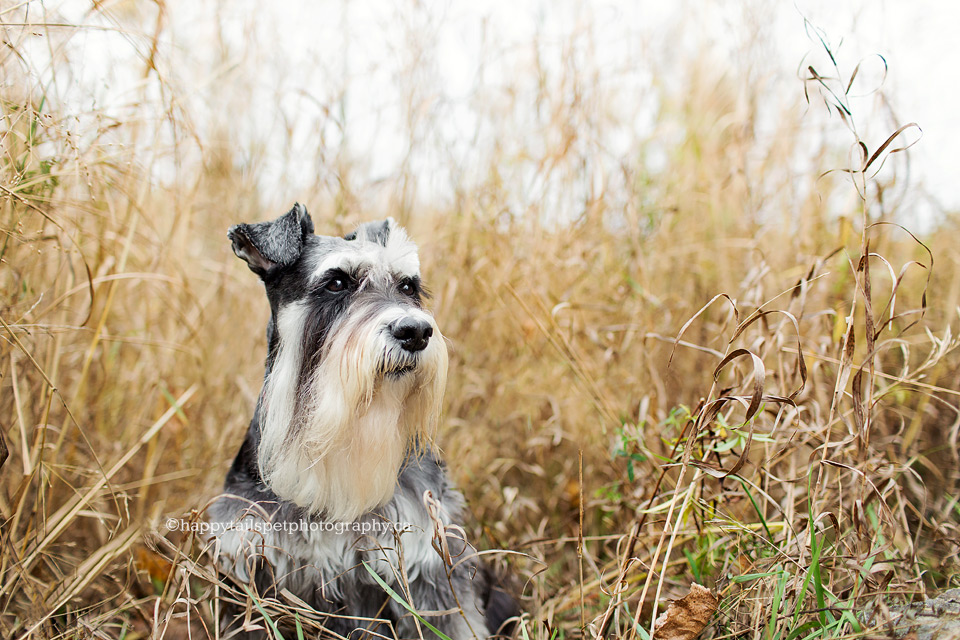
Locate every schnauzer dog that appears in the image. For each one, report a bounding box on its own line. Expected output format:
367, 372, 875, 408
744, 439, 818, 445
208, 204, 516, 639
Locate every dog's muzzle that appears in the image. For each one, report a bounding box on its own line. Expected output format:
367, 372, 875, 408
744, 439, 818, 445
390, 317, 433, 353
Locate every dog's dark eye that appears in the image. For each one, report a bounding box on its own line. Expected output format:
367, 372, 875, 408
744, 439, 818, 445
326, 277, 347, 293
399, 280, 416, 297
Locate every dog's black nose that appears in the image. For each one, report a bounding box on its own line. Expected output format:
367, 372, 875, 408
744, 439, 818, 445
391, 317, 433, 352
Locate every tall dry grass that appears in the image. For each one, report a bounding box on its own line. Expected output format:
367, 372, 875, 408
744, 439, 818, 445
1, 2, 958, 639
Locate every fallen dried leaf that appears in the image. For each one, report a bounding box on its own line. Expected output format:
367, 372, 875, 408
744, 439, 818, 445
652, 583, 719, 640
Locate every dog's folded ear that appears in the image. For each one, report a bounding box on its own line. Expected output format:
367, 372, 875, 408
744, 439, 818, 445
344, 217, 394, 246
228, 203, 315, 277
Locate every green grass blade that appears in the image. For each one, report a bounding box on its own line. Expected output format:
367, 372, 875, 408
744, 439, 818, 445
361, 561, 455, 640
243, 584, 286, 640
735, 475, 773, 540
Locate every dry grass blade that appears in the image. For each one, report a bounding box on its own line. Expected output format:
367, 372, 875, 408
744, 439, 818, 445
712, 349, 765, 423
862, 122, 922, 177
669, 294, 739, 366
845, 54, 888, 97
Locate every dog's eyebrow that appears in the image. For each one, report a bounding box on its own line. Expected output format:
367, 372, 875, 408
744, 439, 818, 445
310, 253, 370, 282
311, 248, 421, 282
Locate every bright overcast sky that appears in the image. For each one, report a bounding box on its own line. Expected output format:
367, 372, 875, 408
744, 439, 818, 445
29, 0, 960, 222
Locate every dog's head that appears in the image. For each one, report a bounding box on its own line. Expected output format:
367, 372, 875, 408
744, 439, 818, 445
229, 204, 448, 521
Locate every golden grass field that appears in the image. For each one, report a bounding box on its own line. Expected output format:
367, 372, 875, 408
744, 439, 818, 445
1, 2, 959, 639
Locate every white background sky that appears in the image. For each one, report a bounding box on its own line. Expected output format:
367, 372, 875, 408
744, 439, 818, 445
19, 0, 960, 224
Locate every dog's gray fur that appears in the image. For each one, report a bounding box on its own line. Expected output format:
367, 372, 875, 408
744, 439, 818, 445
208, 205, 516, 639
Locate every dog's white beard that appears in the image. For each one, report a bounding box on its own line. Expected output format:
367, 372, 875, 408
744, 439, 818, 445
258, 301, 448, 522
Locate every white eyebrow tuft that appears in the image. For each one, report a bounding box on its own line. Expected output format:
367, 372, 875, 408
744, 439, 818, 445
311, 226, 421, 282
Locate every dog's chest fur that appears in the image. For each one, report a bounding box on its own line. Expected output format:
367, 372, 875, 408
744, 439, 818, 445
210, 449, 461, 597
